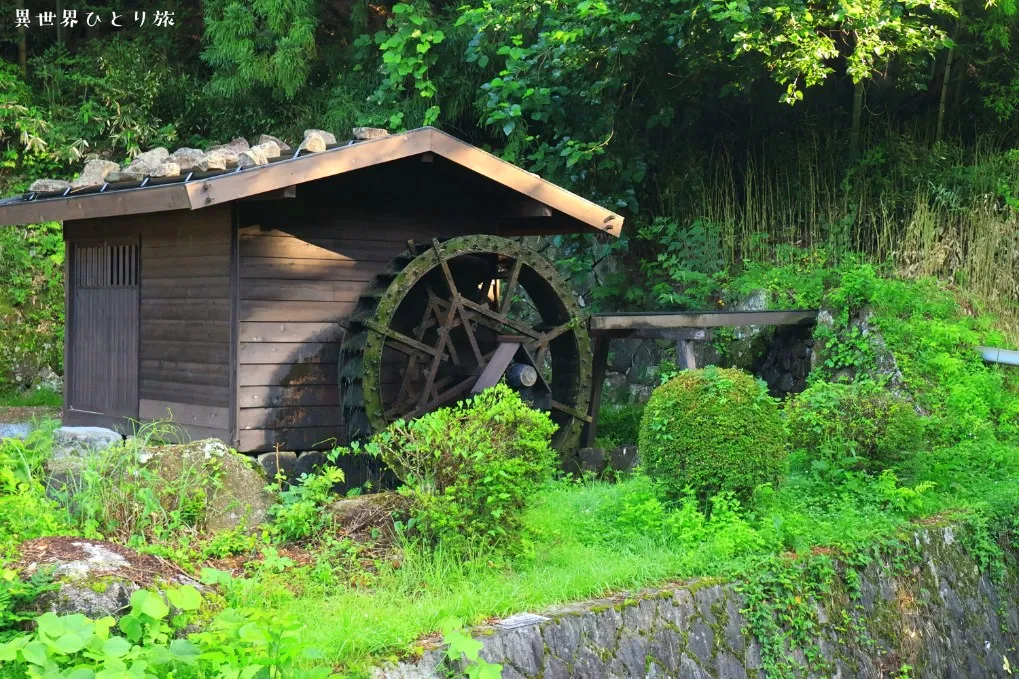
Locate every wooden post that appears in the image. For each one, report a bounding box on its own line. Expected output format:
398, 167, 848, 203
582, 336, 610, 447
676, 339, 697, 370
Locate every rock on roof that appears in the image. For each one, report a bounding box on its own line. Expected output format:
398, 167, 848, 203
27, 127, 392, 195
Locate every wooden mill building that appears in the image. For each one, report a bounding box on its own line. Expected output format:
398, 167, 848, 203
0, 127, 623, 452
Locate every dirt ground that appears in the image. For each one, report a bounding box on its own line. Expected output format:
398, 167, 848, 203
0, 406, 61, 424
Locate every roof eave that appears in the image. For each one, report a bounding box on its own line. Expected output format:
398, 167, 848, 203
0, 127, 624, 237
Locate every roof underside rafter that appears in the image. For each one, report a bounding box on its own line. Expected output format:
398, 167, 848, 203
0, 128, 623, 237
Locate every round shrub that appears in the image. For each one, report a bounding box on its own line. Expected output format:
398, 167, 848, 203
785, 380, 922, 473
368, 383, 558, 551
638, 367, 786, 504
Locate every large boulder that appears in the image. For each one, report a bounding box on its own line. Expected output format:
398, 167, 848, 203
303, 128, 337, 145
120, 147, 170, 180
209, 137, 250, 154
50, 426, 122, 464
352, 127, 389, 141
0, 423, 33, 440
143, 439, 274, 532
18, 537, 199, 619
299, 132, 328, 153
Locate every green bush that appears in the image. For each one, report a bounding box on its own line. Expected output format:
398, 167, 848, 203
638, 367, 786, 504
368, 384, 558, 551
786, 380, 923, 474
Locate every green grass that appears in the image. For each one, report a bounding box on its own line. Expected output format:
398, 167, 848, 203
237, 434, 1019, 676
0, 388, 62, 408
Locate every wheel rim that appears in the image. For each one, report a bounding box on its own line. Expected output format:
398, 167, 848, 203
339, 235, 592, 450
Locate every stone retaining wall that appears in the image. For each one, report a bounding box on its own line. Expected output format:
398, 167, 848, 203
375, 527, 1019, 678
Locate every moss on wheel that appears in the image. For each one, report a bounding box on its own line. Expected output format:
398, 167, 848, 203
638, 367, 786, 504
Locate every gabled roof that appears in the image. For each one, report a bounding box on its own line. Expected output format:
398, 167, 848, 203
0, 127, 623, 236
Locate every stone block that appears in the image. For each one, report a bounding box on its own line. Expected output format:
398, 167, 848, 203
608, 445, 639, 472
257, 450, 297, 484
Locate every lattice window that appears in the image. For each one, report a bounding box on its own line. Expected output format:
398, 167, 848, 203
74, 243, 139, 288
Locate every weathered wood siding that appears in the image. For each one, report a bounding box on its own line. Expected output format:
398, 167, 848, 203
236, 221, 425, 451
64, 207, 235, 442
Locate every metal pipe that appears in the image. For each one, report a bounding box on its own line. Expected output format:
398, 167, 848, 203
979, 346, 1019, 366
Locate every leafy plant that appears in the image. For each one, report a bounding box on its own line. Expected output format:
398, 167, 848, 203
367, 384, 558, 551
786, 380, 924, 477
269, 460, 346, 542
0, 585, 334, 679
637, 218, 725, 309
638, 367, 787, 505
0, 568, 56, 641
438, 617, 504, 679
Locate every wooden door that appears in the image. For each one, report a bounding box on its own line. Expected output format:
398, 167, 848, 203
66, 237, 140, 419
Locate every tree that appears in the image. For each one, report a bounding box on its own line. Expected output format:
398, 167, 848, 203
202, 0, 319, 101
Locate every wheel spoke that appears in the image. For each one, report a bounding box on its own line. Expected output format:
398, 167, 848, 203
365, 319, 443, 359
417, 302, 459, 409
551, 400, 593, 423
499, 258, 522, 315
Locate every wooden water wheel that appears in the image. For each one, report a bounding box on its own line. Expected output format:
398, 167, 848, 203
338, 235, 592, 450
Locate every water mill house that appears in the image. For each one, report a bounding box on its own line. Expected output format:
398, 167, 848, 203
0, 127, 623, 452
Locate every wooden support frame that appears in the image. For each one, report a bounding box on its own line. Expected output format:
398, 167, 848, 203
583, 309, 819, 447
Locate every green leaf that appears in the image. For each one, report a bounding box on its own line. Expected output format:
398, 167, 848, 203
169, 639, 201, 662
132, 590, 170, 620
102, 636, 132, 658
65, 669, 96, 679
36, 612, 64, 638
22, 640, 48, 665
118, 615, 143, 643
166, 585, 203, 611
54, 633, 86, 655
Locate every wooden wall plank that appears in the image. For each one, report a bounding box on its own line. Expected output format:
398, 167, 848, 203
239, 236, 397, 262
140, 299, 230, 322
240, 257, 380, 281
238, 427, 345, 452
140, 340, 230, 364
140, 360, 230, 386
240, 279, 366, 303
238, 385, 339, 408
140, 381, 231, 407
139, 399, 231, 430
239, 342, 338, 365
239, 405, 340, 429
238, 363, 337, 387
239, 322, 344, 343
141, 243, 231, 258
239, 300, 354, 323
141, 278, 231, 300
134, 421, 231, 443
141, 320, 230, 343
142, 256, 231, 279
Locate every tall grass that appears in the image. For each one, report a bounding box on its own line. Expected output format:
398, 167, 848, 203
670, 128, 1019, 341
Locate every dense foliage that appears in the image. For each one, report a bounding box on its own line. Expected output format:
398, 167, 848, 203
0, 0, 1017, 386
786, 380, 923, 475
638, 366, 787, 504
367, 383, 558, 549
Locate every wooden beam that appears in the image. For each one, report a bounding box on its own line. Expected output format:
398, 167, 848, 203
589, 310, 817, 337
0, 185, 190, 226
582, 336, 610, 447
471, 341, 521, 394
240, 185, 296, 201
